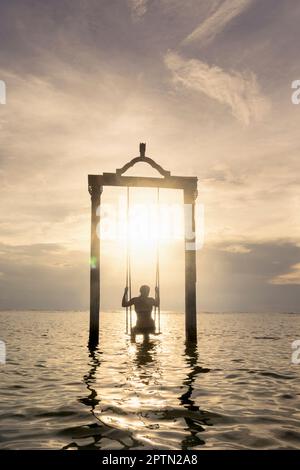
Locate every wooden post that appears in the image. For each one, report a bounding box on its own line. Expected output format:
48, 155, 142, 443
88, 182, 102, 346
184, 187, 198, 342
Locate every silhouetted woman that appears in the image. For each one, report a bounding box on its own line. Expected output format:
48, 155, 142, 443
122, 285, 159, 341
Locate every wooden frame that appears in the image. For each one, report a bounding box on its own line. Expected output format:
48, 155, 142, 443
88, 145, 198, 345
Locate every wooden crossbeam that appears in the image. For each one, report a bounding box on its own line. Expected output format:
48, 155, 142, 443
88, 173, 197, 190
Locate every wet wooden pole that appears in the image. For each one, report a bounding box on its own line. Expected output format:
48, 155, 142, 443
184, 187, 198, 342
88, 181, 102, 346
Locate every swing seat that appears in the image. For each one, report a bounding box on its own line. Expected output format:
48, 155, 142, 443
128, 328, 161, 336
131, 326, 156, 335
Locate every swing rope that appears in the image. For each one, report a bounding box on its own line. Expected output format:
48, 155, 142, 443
154, 188, 161, 334
125, 186, 161, 335
125, 187, 132, 334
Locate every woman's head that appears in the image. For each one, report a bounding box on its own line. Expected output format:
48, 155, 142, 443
140, 285, 150, 297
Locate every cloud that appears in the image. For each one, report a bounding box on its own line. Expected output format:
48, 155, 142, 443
1, 240, 300, 312
0, 242, 89, 310
198, 240, 300, 312
221, 244, 251, 254
128, 0, 148, 21
182, 0, 253, 46
0, 0, 299, 313
165, 52, 270, 125
270, 262, 300, 285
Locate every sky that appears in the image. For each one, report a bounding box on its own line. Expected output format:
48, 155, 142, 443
0, 0, 300, 312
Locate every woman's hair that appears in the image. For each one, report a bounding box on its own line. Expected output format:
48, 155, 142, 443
140, 285, 150, 296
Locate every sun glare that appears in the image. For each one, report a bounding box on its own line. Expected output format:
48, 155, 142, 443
99, 188, 185, 256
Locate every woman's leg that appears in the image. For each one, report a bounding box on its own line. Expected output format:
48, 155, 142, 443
143, 332, 150, 342
131, 326, 136, 342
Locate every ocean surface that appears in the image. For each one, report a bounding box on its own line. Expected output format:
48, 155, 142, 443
0, 311, 300, 450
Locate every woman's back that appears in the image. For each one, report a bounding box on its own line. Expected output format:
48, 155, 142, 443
133, 296, 155, 328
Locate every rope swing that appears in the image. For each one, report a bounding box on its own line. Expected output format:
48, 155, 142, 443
154, 187, 161, 334
125, 187, 132, 335
125, 186, 161, 335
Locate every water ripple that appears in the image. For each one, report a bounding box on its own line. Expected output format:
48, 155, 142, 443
0, 311, 300, 449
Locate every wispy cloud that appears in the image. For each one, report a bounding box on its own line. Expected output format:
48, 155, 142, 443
182, 0, 253, 46
165, 52, 270, 125
128, 0, 148, 22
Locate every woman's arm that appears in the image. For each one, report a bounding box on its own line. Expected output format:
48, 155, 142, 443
122, 287, 134, 307
122, 287, 128, 307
